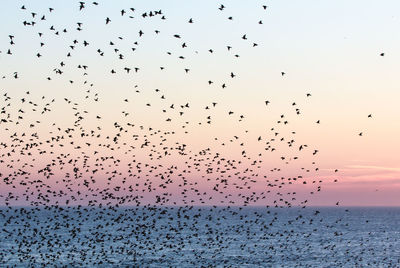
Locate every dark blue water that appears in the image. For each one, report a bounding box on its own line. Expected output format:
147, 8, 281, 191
0, 206, 399, 267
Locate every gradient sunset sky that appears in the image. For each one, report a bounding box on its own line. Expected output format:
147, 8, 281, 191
1, 0, 400, 206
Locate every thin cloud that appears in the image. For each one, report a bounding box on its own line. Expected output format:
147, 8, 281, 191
346, 165, 400, 172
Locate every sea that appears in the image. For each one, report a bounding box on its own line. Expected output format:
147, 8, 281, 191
0, 207, 399, 267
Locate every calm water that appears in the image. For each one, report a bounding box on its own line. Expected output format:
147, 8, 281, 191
0, 207, 399, 267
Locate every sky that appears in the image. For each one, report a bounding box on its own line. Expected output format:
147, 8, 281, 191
0, 0, 400, 206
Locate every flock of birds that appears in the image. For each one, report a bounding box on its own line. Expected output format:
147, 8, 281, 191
0, 1, 385, 267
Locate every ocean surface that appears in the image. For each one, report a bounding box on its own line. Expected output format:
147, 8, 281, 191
0, 207, 399, 267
